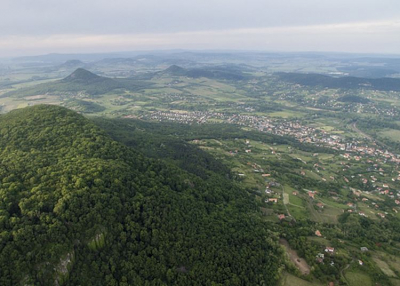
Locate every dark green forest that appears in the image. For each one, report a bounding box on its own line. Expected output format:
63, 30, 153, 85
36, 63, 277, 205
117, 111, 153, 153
0, 105, 284, 285
277, 72, 400, 92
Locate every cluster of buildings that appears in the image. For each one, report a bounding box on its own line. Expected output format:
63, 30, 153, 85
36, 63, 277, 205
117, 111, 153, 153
140, 110, 223, 124
140, 108, 400, 215
141, 109, 400, 167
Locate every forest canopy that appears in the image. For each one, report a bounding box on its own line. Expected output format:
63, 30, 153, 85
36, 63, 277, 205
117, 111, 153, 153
0, 105, 283, 285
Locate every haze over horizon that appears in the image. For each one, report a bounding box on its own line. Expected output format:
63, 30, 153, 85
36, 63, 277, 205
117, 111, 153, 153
1, 0, 400, 57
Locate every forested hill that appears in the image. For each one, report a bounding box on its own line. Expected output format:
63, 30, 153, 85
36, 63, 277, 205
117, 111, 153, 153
2, 69, 149, 98
61, 68, 109, 84
277, 72, 400, 91
0, 105, 283, 285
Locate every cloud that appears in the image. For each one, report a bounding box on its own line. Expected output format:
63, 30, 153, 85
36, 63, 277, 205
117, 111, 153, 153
1, 20, 400, 57
1, 0, 400, 36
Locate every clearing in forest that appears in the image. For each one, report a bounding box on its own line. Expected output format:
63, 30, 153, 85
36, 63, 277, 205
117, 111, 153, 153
280, 238, 311, 275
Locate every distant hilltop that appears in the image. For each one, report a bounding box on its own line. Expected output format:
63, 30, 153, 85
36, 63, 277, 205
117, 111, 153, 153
62, 68, 104, 83
59, 59, 85, 68
2, 68, 147, 98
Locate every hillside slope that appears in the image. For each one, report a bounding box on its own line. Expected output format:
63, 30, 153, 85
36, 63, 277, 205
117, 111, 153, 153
2, 69, 148, 98
0, 105, 283, 285
277, 72, 400, 91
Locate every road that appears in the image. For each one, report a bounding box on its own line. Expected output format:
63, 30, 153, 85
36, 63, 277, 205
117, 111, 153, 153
340, 261, 352, 284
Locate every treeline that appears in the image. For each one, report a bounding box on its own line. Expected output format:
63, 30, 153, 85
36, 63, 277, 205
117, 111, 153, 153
355, 118, 400, 152
64, 99, 106, 113
277, 72, 400, 92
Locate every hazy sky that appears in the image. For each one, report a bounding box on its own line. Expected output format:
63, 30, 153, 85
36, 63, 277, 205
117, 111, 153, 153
1, 0, 400, 56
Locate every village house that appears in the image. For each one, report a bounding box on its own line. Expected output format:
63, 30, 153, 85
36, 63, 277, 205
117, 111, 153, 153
380, 189, 389, 195
270, 182, 280, 187
315, 230, 322, 237
325, 247, 335, 254
316, 253, 325, 263
377, 213, 385, 218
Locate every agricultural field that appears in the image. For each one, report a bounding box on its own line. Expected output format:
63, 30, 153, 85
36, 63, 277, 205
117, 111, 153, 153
281, 272, 323, 286
188, 130, 400, 284
189, 136, 387, 224
345, 271, 373, 286
379, 129, 400, 142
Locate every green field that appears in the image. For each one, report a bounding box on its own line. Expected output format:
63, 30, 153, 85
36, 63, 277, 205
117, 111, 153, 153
379, 129, 400, 141
345, 271, 372, 286
390, 278, 400, 286
288, 204, 309, 220
307, 236, 330, 245
268, 110, 307, 118
373, 257, 397, 277
281, 273, 323, 286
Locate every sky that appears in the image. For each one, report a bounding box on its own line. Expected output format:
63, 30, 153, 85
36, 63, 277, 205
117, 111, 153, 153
1, 0, 400, 57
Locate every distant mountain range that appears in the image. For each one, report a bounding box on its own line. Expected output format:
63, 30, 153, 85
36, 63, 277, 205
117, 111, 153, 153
157, 65, 249, 80
277, 72, 400, 92
8, 51, 400, 81
57, 59, 85, 69
6, 66, 400, 101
